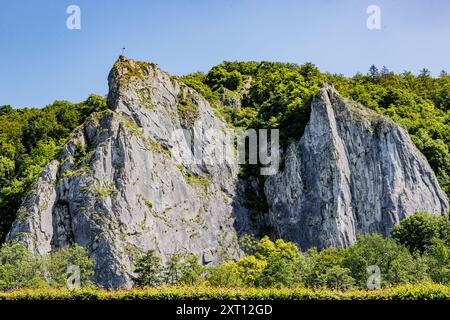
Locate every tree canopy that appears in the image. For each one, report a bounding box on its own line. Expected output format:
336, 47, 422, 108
182, 62, 450, 199
0, 95, 107, 241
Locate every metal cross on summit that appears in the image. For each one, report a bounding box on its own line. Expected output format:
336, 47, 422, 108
121, 47, 126, 55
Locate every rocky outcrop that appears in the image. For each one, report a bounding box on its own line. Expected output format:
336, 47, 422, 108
264, 85, 449, 250
7, 56, 249, 288
7, 57, 449, 288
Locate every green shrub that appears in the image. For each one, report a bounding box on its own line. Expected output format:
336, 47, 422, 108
205, 66, 243, 91
342, 234, 429, 288
423, 238, 450, 283
0, 242, 46, 291
0, 283, 448, 300
392, 212, 450, 253
0, 242, 94, 291
44, 244, 95, 288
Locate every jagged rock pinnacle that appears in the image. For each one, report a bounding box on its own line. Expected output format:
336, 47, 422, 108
265, 87, 448, 249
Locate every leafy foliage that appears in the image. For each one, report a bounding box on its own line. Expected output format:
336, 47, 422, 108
130, 213, 448, 290
44, 244, 94, 289
392, 212, 450, 253
133, 250, 164, 287
0, 95, 107, 241
182, 62, 450, 200
424, 238, 450, 283
1, 61, 449, 294
0, 283, 448, 300
0, 242, 94, 291
201, 218, 449, 290
342, 234, 429, 287
0, 242, 46, 290
133, 250, 203, 287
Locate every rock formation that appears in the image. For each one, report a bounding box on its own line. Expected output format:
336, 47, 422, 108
7, 57, 449, 288
7, 56, 247, 288
265, 85, 448, 249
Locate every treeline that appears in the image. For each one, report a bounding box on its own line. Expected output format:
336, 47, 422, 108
0, 95, 107, 241
132, 212, 449, 290
181, 62, 450, 198
0, 212, 448, 291
0, 243, 93, 291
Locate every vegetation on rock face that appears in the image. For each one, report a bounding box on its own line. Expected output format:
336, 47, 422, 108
0, 95, 107, 241
181, 62, 450, 200
2, 62, 448, 242
177, 90, 200, 129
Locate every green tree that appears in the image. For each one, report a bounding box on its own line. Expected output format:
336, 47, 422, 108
133, 250, 163, 287
164, 253, 182, 285
44, 244, 94, 288
0, 241, 46, 291
423, 238, 450, 283
342, 234, 428, 288
205, 262, 243, 287
319, 265, 355, 290
0, 156, 14, 185
392, 212, 450, 254
255, 237, 307, 287
0, 94, 107, 242
178, 253, 203, 285
236, 255, 267, 286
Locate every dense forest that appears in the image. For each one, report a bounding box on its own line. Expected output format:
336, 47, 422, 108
181, 62, 450, 198
130, 212, 450, 289
1, 212, 449, 290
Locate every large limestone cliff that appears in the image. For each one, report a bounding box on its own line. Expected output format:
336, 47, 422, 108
7, 56, 248, 288
265, 85, 448, 250
7, 58, 449, 288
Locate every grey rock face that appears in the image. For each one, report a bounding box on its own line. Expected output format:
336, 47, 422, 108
265, 85, 449, 250
7, 56, 246, 288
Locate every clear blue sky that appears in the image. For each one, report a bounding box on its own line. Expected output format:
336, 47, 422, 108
1, 0, 450, 108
